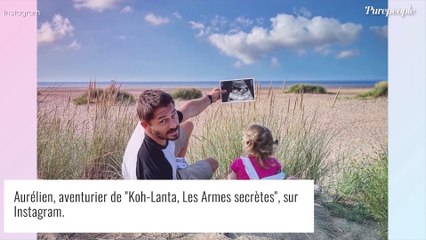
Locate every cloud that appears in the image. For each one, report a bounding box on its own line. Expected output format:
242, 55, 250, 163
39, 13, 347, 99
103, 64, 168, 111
73, 0, 123, 12
370, 25, 387, 38
67, 40, 81, 50
189, 21, 204, 30
38, 14, 74, 44
314, 45, 331, 56
234, 61, 243, 68
207, 14, 362, 64
271, 57, 279, 67
229, 16, 253, 32
293, 7, 312, 18
173, 11, 182, 19
335, 49, 359, 59
255, 17, 264, 26
145, 13, 169, 26
121, 6, 133, 13
117, 35, 127, 40
189, 21, 207, 37
235, 16, 253, 27
210, 15, 228, 30
191, 16, 258, 38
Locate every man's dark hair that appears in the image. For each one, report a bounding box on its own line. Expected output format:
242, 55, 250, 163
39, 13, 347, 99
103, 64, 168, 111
137, 89, 175, 122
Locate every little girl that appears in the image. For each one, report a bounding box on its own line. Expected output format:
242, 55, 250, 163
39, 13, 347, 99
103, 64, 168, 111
227, 124, 285, 180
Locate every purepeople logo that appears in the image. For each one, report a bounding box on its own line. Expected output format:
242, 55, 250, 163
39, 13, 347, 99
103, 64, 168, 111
3, 9, 40, 17
365, 5, 416, 17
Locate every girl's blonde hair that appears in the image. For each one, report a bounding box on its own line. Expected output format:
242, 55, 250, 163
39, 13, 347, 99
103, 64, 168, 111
242, 124, 277, 168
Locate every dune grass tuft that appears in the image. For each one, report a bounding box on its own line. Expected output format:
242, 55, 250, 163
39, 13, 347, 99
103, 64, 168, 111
172, 88, 203, 100
286, 84, 327, 94
357, 81, 388, 99
325, 144, 388, 239
74, 81, 135, 105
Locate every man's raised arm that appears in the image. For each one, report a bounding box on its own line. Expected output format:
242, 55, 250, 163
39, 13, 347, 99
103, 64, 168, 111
178, 88, 224, 122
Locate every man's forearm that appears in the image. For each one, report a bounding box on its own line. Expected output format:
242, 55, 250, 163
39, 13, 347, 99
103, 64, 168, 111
178, 95, 211, 122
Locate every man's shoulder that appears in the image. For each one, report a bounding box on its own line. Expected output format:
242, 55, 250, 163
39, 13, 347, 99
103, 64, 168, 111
138, 137, 160, 158
137, 137, 173, 179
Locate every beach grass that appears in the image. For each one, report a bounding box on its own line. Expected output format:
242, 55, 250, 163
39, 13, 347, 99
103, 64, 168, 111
38, 84, 334, 183
37, 84, 387, 238
187, 86, 332, 184
73, 81, 135, 105
286, 84, 327, 94
38, 94, 136, 179
357, 81, 388, 99
172, 88, 203, 100
325, 144, 388, 239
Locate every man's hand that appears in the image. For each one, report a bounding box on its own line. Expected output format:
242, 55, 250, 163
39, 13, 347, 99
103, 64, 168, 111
208, 88, 226, 103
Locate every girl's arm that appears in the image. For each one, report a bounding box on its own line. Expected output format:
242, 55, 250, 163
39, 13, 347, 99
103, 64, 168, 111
227, 171, 238, 180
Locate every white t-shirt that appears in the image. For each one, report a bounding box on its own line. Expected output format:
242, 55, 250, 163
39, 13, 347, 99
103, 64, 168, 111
122, 123, 178, 179
122, 123, 144, 179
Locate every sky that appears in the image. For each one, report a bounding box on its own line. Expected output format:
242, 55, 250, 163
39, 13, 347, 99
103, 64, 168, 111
37, 0, 388, 82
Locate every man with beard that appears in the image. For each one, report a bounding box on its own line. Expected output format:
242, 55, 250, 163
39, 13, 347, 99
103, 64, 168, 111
131, 88, 223, 179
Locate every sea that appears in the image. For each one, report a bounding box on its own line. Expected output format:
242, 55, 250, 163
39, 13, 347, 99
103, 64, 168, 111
37, 80, 382, 89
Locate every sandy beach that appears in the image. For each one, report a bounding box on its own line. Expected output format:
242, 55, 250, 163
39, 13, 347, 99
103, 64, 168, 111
37, 86, 387, 159
37, 85, 387, 240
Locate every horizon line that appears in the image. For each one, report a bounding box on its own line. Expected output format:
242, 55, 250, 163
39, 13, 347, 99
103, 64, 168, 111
38, 79, 387, 83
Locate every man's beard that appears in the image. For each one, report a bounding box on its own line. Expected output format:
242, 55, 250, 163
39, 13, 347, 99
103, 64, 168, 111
152, 126, 180, 141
